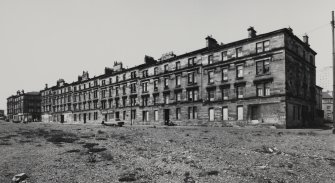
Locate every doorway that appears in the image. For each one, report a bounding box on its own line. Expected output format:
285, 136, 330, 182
83, 113, 87, 124
61, 115, 64, 123
164, 109, 170, 125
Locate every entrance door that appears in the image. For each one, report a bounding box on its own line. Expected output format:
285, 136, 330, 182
164, 109, 170, 125
61, 115, 64, 123
251, 106, 259, 121
84, 113, 87, 123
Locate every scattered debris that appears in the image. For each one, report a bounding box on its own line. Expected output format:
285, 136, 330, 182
12, 173, 28, 183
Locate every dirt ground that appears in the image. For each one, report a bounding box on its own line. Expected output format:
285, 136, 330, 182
1, 121, 335, 183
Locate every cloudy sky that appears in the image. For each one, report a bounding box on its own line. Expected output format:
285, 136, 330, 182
0, 0, 334, 113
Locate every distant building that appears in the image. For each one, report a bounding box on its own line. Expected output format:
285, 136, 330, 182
0, 110, 4, 119
41, 27, 320, 128
322, 91, 333, 121
317, 66, 332, 92
7, 90, 41, 122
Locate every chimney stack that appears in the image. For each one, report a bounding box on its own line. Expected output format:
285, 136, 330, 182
303, 34, 309, 46
45, 84, 48, 89
247, 27, 257, 38
205, 36, 219, 48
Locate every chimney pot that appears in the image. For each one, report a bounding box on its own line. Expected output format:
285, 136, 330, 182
247, 26, 257, 38
303, 34, 309, 46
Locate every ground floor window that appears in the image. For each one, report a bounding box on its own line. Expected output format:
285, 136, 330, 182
188, 107, 197, 119
74, 114, 77, 121
115, 111, 120, 120
222, 107, 228, 120
123, 111, 126, 120
154, 110, 158, 121
176, 108, 181, 120
131, 110, 136, 120
143, 111, 149, 122
94, 112, 98, 120
88, 113, 91, 120
237, 106, 243, 120
79, 114, 81, 121
209, 108, 214, 121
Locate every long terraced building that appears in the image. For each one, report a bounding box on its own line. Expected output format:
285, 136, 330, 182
40, 27, 322, 128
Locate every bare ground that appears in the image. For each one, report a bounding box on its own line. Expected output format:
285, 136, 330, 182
0, 121, 335, 183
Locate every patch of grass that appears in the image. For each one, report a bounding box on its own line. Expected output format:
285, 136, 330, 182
101, 151, 114, 161
0, 141, 12, 145
89, 147, 107, 153
66, 149, 81, 153
83, 142, 99, 149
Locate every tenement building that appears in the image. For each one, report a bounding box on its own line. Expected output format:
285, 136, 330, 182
7, 90, 41, 122
40, 27, 320, 128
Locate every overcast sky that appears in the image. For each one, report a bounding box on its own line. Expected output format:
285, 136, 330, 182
0, 0, 334, 113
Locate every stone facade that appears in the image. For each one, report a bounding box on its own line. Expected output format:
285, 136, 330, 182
322, 91, 333, 121
7, 91, 41, 122
40, 27, 320, 128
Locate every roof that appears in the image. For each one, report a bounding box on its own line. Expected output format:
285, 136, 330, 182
322, 92, 333, 99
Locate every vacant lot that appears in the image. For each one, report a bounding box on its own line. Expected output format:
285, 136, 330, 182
0, 121, 335, 183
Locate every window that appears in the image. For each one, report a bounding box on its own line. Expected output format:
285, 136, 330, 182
222, 68, 228, 81
236, 65, 244, 78
102, 80, 105, 86
236, 47, 242, 58
237, 106, 243, 120
176, 75, 181, 87
257, 83, 271, 96
130, 97, 136, 106
142, 96, 149, 106
122, 97, 126, 107
142, 70, 148, 78
115, 99, 119, 108
131, 71, 136, 79
123, 111, 126, 120
164, 94, 169, 104
131, 110, 136, 120
115, 111, 120, 120
123, 74, 126, 81
142, 82, 148, 92
93, 101, 98, 109
74, 114, 77, 121
164, 64, 168, 72
236, 86, 244, 99
188, 72, 195, 84
109, 78, 112, 84
108, 100, 112, 108
154, 110, 158, 121
116, 76, 119, 82
256, 40, 270, 53
142, 111, 149, 122
188, 107, 197, 119
176, 108, 181, 120
175, 91, 181, 102
209, 108, 214, 121
256, 59, 270, 75
327, 106, 331, 110
102, 90, 106, 98
94, 112, 98, 120
164, 78, 169, 88
222, 51, 228, 61
154, 80, 159, 91
222, 107, 228, 120
94, 90, 98, 98
208, 89, 215, 101
122, 85, 126, 95
130, 83, 136, 93
208, 70, 214, 84
187, 90, 198, 101
154, 67, 158, 75
101, 100, 106, 109
153, 94, 159, 105
188, 57, 196, 66
115, 87, 119, 96
208, 55, 214, 64
222, 88, 229, 100
176, 61, 181, 70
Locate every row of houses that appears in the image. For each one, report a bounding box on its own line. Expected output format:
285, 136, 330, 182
7, 27, 325, 128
